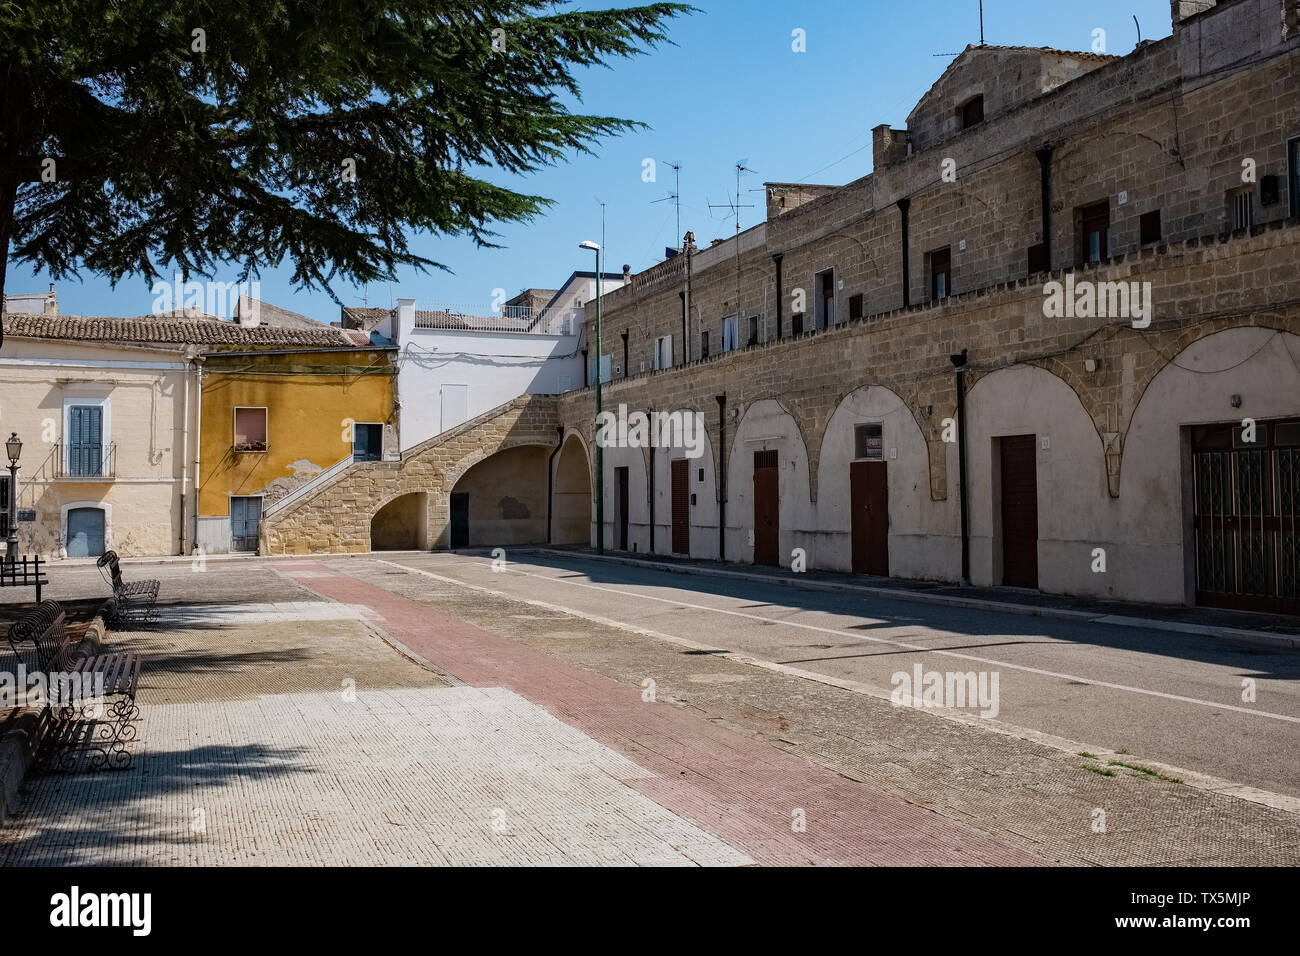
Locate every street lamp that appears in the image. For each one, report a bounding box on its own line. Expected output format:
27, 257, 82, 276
579, 240, 604, 555
5, 432, 22, 565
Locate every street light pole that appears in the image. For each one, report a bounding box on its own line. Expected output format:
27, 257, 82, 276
579, 241, 605, 555
5, 432, 22, 565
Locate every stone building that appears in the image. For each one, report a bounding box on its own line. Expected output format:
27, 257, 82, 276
262, 0, 1300, 615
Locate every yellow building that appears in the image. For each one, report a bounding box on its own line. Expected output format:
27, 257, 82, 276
196, 346, 397, 553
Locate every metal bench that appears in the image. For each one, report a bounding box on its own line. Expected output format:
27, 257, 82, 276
96, 550, 159, 627
5, 601, 142, 771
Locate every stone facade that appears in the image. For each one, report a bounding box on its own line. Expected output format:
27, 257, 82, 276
260, 395, 560, 554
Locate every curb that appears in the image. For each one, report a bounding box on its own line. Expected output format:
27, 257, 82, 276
527, 548, 1300, 651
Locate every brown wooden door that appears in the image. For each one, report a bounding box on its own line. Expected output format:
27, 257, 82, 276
1000, 434, 1039, 588
615, 467, 629, 551
753, 450, 780, 566
851, 460, 889, 575
671, 458, 690, 554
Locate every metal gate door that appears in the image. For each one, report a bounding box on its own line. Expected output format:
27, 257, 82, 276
1192, 419, 1300, 614
671, 458, 689, 554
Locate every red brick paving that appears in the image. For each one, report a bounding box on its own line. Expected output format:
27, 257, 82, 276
275, 561, 1046, 866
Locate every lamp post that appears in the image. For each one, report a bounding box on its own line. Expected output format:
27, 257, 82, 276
5, 432, 22, 565
579, 240, 604, 555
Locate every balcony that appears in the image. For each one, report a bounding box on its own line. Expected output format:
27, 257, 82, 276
52, 441, 116, 480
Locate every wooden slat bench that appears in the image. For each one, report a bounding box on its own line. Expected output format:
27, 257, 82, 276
5, 601, 142, 771
96, 550, 160, 627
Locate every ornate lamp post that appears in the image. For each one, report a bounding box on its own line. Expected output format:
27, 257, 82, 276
5, 432, 22, 565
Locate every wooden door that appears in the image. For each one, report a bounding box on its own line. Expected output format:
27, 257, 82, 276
753, 450, 779, 566
999, 435, 1039, 588
851, 460, 889, 575
671, 458, 690, 554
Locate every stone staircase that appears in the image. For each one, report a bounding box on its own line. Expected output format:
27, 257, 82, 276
259, 394, 561, 554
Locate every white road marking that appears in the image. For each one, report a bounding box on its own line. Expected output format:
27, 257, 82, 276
386, 556, 1300, 726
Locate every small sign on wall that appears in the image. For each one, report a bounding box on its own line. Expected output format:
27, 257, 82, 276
17, 509, 35, 522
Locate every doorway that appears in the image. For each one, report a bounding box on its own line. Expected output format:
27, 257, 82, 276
753, 449, 779, 566
66, 507, 105, 558
998, 435, 1039, 588
851, 460, 889, 575
449, 492, 470, 549
230, 496, 262, 553
671, 458, 690, 554
615, 466, 629, 550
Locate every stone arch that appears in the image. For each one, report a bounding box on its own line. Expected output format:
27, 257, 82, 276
815, 383, 958, 579
370, 492, 428, 551
448, 444, 552, 548
1119, 327, 1300, 604
553, 431, 593, 546
726, 398, 814, 567
964, 363, 1110, 593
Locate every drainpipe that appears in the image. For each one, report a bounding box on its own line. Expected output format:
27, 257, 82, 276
179, 357, 191, 554
546, 425, 564, 543
951, 349, 970, 585
1036, 146, 1053, 271
683, 232, 694, 363
716, 393, 727, 562
648, 411, 656, 554
898, 197, 912, 308
772, 253, 784, 339
192, 360, 204, 554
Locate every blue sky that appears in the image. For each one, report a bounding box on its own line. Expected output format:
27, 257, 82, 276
13, 0, 1174, 322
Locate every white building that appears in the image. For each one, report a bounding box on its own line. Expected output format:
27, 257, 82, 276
353, 271, 626, 451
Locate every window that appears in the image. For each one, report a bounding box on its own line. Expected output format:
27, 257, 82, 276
1079, 200, 1111, 263
959, 95, 984, 130
67, 404, 105, 475
1229, 188, 1254, 232
854, 424, 884, 461
815, 270, 835, 329
352, 423, 383, 461
929, 247, 952, 300
587, 353, 612, 383
440, 385, 467, 431
721, 316, 739, 352
791, 313, 805, 337
653, 335, 673, 370
1139, 210, 1162, 245
747, 315, 759, 347
233, 407, 267, 452
700, 329, 710, 359
848, 294, 864, 321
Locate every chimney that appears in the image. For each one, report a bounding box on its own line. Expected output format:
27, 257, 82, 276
236, 294, 261, 328
394, 297, 416, 344
1170, 0, 1216, 26
873, 125, 910, 169
45, 284, 58, 316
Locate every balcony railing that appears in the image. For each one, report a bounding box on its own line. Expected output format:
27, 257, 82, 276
52, 441, 116, 480
412, 303, 584, 336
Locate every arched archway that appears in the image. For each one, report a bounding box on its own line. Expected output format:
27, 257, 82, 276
371, 492, 428, 551
552, 433, 592, 546
448, 444, 550, 548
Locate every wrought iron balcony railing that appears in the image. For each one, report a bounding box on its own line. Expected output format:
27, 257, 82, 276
52, 441, 116, 480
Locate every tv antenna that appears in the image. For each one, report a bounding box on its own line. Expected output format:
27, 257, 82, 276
651, 160, 681, 250
707, 161, 757, 237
